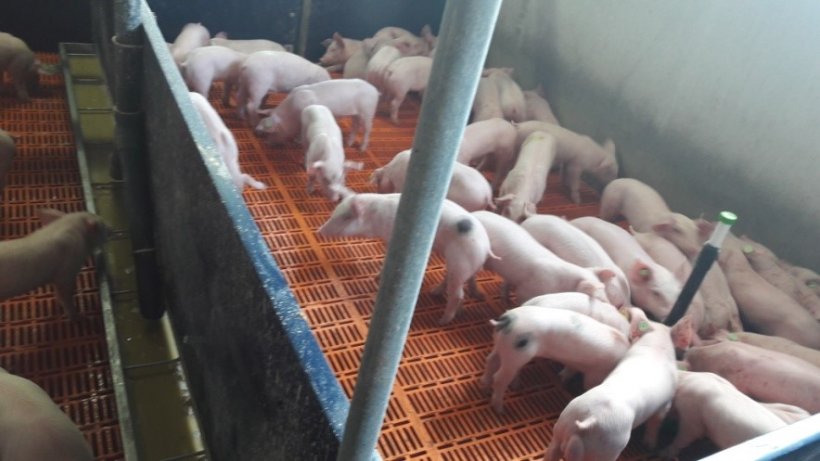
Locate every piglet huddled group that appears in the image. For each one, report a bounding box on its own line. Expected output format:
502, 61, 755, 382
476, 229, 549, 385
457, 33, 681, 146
166, 20, 820, 461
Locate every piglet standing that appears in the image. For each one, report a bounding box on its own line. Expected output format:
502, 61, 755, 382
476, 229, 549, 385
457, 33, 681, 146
0, 209, 106, 320
571, 216, 681, 321
189, 92, 266, 191
319, 33, 362, 71
544, 318, 677, 461
0, 32, 59, 101
371, 149, 493, 212
598, 178, 672, 232
318, 193, 495, 324
169, 23, 212, 67
495, 131, 557, 222
521, 214, 630, 308
235, 51, 331, 126
523, 85, 559, 124
483, 67, 526, 122
473, 211, 615, 306
255, 78, 378, 151
653, 370, 788, 458
456, 118, 518, 189
471, 77, 504, 122
342, 48, 369, 79
515, 121, 617, 204
0, 367, 94, 461
181, 46, 247, 106
521, 292, 630, 338
382, 56, 433, 125
301, 104, 361, 201
0, 129, 15, 197
481, 305, 630, 413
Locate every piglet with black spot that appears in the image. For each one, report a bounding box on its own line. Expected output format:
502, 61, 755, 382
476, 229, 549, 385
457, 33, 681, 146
318, 193, 496, 324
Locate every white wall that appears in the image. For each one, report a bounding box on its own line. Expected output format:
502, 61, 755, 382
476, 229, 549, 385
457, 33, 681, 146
487, 0, 820, 268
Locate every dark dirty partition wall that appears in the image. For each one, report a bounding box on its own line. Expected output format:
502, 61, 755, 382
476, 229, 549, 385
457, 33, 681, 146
0, 0, 92, 51
139, 3, 350, 460
146, 0, 301, 51
303, 0, 445, 60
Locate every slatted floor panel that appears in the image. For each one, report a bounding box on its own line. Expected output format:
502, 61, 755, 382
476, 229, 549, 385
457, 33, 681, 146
0, 53, 124, 460
205, 79, 694, 461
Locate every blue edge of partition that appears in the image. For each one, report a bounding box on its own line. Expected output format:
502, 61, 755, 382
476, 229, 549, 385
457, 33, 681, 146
136, 2, 371, 460
134, 1, 817, 459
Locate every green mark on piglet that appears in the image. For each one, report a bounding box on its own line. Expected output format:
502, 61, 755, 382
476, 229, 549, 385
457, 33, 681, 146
639, 321, 649, 332
727, 333, 738, 341
742, 245, 754, 254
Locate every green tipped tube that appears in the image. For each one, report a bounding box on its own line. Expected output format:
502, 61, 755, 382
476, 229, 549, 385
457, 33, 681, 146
664, 211, 737, 327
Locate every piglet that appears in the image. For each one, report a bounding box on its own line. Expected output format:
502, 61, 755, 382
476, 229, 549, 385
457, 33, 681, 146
738, 235, 820, 319
371, 149, 493, 212
318, 193, 495, 324
571, 216, 681, 321
255, 78, 378, 151
521, 214, 630, 308
495, 131, 557, 222
189, 92, 265, 191
319, 33, 362, 71
482, 68, 526, 122
382, 56, 433, 125
685, 340, 820, 413
471, 77, 504, 122
0, 367, 94, 460
653, 370, 788, 458
599, 178, 672, 232
712, 231, 820, 348
515, 120, 617, 204
544, 318, 677, 461
0, 32, 59, 101
181, 46, 247, 106
210, 37, 289, 54
301, 104, 360, 201
474, 211, 615, 305
481, 305, 630, 413
456, 118, 518, 189
521, 292, 630, 337
0, 129, 15, 196
0, 209, 106, 320
342, 48, 369, 79
169, 23, 212, 67
523, 85, 559, 124
707, 329, 820, 369
759, 402, 811, 425
235, 50, 331, 126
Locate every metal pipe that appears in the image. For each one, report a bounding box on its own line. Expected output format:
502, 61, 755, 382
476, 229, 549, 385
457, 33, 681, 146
335, 1, 503, 459
113, 0, 165, 319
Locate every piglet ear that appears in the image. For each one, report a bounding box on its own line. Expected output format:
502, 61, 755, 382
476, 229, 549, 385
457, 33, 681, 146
38, 208, 65, 225
333, 32, 345, 47
671, 315, 696, 350
321, 38, 332, 48
629, 259, 653, 283
576, 280, 597, 298
349, 195, 365, 217
593, 268, 617, 284
650, 215, 675, 234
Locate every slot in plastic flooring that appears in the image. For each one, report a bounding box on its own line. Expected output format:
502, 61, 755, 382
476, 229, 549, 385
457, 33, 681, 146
0, 54, 123, 460
208, 81, 692, 461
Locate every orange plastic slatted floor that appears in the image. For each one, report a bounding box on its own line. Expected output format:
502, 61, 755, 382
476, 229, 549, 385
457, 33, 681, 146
208, 81, 673, 461
0, 54, 123, 460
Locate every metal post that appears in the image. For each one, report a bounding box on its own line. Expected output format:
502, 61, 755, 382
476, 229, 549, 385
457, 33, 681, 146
113, 0, 165, 319
336, 1, 503, 459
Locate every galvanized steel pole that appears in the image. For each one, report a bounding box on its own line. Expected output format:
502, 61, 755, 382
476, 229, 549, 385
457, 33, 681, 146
113, 0, 165, 319
336, 1, 503, 459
